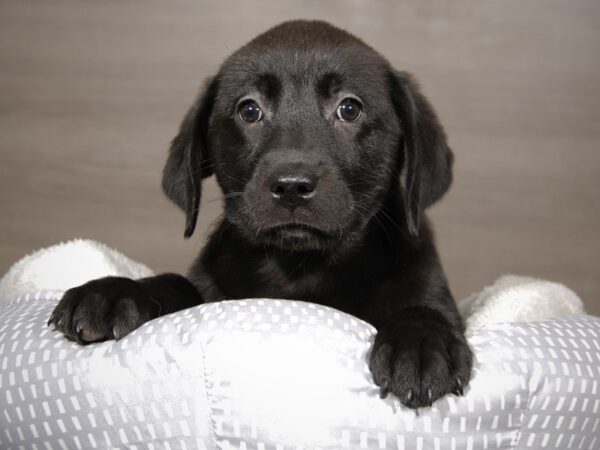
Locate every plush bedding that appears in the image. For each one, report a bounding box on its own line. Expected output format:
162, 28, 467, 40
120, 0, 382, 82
0, 240, 598, 449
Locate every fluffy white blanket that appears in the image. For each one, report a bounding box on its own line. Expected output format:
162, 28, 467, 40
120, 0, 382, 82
0, 240, 597, 450
0, 239, 585, 331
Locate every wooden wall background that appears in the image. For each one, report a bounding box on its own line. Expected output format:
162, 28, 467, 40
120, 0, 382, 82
1, 1, 599, 315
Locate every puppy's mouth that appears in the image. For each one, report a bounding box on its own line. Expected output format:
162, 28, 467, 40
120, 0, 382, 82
258, 223, 337, 249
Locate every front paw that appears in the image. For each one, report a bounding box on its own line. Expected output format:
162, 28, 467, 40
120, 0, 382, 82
48, 277, 156, 344
369, 307, 472, 408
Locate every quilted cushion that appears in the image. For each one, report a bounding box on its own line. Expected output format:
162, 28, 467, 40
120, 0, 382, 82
1, 291, 599, 449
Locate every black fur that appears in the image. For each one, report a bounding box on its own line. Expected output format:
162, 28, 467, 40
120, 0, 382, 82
49, 20, 472, 409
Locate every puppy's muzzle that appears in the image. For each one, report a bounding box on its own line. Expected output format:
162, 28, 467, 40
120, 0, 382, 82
268, 163, 318, 211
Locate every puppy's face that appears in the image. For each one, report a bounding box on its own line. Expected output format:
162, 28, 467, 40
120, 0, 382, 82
209, 27, 399, 251
163, 21, 454, 251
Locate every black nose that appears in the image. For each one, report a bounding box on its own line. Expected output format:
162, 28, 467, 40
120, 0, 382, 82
269, 172, 317, 210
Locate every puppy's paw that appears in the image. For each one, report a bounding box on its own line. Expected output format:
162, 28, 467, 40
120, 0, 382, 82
48, 277, 157, 344
369, 307, 472, 408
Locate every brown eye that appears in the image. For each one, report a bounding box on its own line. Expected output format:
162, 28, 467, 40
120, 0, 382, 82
238, 100, 263, 123
336, 98, 362, 122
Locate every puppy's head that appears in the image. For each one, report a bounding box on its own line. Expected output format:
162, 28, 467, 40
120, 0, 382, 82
163, 20, 453, 251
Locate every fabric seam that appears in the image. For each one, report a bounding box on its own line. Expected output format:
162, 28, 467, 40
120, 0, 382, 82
199, 336, 219, 449
511, 365, 535, 449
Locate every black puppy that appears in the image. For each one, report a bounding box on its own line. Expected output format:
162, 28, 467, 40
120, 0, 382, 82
48, 20, 472, 409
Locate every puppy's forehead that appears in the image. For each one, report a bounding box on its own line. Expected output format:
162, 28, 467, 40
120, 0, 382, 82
218, 20, 390, 97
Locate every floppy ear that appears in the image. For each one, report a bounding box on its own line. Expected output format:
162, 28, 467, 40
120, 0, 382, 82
162, 77, 219, 238
390, 71, 454, 236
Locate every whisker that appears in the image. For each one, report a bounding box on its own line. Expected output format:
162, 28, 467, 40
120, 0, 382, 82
350, 199, 398, 245
203, 191, 245, 205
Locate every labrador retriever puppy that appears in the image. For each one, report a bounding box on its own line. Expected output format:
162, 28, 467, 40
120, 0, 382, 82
48, 20, 472, 408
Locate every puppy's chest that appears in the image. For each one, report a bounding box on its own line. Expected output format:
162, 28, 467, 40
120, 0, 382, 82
255, 258, 366, 311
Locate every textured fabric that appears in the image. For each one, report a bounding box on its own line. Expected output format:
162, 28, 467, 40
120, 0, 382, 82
1, 291, 599, 449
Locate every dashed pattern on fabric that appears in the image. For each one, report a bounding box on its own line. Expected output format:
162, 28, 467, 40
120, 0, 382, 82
1, 292, 599, 449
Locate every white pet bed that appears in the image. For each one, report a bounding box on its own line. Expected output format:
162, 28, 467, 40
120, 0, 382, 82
0, 240, 598, 450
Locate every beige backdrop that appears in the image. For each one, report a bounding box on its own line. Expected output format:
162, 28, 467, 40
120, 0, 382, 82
1, 1, 599, 315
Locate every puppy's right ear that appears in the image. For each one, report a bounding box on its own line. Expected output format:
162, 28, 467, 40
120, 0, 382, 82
390, 71, 454, 237
162, 77, 219, 238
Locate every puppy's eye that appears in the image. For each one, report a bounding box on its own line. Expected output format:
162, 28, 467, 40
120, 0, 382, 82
336, 98, 362, 122
238, 100, 263, 123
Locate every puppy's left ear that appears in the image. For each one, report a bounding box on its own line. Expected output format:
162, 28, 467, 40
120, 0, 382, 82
162, 77, 219, 238
390, 71, 454, 236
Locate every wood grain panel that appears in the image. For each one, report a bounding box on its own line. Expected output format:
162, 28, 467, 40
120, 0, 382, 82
1, 0, 599, 314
